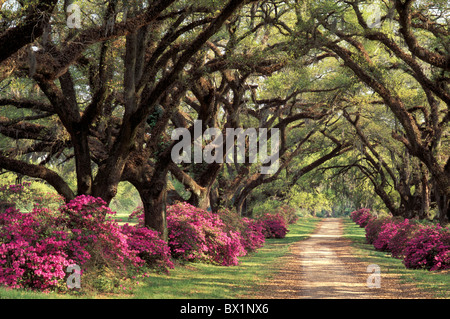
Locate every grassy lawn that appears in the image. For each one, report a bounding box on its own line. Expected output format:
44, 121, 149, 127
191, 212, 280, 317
342, 218, 450, 299
0, 217, 320, 299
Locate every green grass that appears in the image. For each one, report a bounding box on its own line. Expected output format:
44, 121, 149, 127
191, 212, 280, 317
342, 218, 450, 299
0, 217, 321, 299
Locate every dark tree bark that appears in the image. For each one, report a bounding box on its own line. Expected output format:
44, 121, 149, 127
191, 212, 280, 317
0, 0, 58, 64
0, 154, 75, 200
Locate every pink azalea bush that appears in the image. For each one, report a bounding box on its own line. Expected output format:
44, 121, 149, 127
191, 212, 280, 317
350, 208, 374, 228
386, 219, 420, 259
0, 192, 174, 292
131, 203, 267, 264
0, 182, 291, 292
121, 223, 174, 273
365, 216, 391, 245
258, 212, 289, 239
373, 217, 407, 252
216, 208, 265, 253
60, 195, 143, 272
403, 224, 450, 271
240, 217, 266, 252
166, 203, 246, 266
351, 209, 450, 271
0, 207, 72, 291
273, 205, 299, 225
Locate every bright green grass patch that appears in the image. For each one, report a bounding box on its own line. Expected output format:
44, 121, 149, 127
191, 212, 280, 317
342, 218, 450, 299
0, 217, 320, 299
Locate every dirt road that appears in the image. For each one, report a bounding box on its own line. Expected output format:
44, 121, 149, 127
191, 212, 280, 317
252, 218, 429, 299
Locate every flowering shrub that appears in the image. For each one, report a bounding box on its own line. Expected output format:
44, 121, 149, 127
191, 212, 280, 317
0, 183, 31, 210
352, 208, 450, 272
0, 195, 172, 292
0, 191, 283, 292
210, 229, 246, 266
240, 218, 265, 252
365, 216, 391, 245
128, 205, 144, 224
350, 208, 374, 228
387, 220, 420, 259
59, 195, 143, 273
0, 207, 73, 291
130, 203, 266, 263
216, 208, 265, 253
121, 223, 174, 273
373, 218, 406, 252
166, 202, 246, 266
403, 224, 450, 271
258, 213, 288, 239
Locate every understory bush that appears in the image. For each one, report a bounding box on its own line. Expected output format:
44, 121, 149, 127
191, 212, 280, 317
258, 212, 289, 239
0, 182, 64, 212
350, 208, 374, 228
386, 219, 420, 259
272, 205, 299, 225
216, 208, 265, 253
0, 192, 173, 292
166, 203, 246, 266
403, 224, 450, 271
240, 217, 266, 252
120, 223, 174, 273
131, 203, 267, 264
0, 182, 291, 293
350, 208, 450, 271
60, 195, 144, 274
365, 216, 391, 245
373, 217, 407, 252
0, 207, 73, 291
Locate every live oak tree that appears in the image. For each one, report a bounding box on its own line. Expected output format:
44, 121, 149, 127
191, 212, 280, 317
0, 0, 252, 235
165, 1, 330, 214
342, 106, 431, 219
285, 0, 450, 223
0, 0, 59, 65
1, 0, 449, 230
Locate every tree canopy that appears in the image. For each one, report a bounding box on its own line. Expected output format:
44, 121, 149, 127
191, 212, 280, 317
1, 0, 449, 232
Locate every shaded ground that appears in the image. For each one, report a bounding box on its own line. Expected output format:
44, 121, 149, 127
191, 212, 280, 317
250, 218, 431, 299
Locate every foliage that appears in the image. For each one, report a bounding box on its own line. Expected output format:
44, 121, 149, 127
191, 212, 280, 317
121, 224, 174, 274
350, 210, 450, 271
387, 220, 421, 259
166, 202, 246, 266
364, 216, 391, 245
403, 225, 450, 271
216, 207, 265, 253
250, 197, 285, 217
240, 217, 266, 252
0, 181, 64, 212
258, 212, 289, 239
0, 191, 174, 293
109, 182, 141, 216
60, 195, 143, 273
373, 218, 411, 252
350, 208, 374, 228
131, 203, 268, 264
272, 205, 299, 225
287, 187, 332, 217
0, 206, 72, 291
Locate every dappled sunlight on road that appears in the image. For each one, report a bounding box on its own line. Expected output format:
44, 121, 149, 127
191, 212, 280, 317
252, 218, 428, 299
